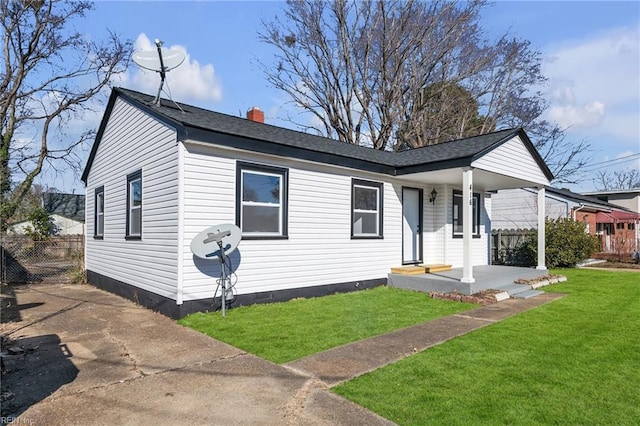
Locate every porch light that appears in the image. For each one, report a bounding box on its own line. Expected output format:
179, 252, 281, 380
429, 188, 437, 204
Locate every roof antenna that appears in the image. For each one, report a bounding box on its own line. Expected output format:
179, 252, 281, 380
132, 39, 186, 105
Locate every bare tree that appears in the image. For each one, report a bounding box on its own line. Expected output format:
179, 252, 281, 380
260, 0, 490, 150
593, 168, 640, 190
1, 0, 131, 230
260, 0, 589, 182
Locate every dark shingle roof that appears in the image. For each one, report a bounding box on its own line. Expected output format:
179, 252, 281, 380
43, 192, 85, 222
546, 187, 636, 212
82, 88, 553, 182
392, 129, 516, 166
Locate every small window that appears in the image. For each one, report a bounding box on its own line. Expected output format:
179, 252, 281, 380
126, 170, 142, 239
629, 223, 635, 231
94, 186, 104, 238
352, 179, 383, 238
453, 190, 480, 237
236, 162, 288, 238
616, 223, 625, 230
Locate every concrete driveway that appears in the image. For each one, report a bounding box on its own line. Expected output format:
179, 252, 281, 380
1, 283, 392, 425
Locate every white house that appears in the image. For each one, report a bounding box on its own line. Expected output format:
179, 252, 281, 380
491, 187, 626, 231
81, 88, 553, 318
582, 189, 640, 214
491, 186, 640, 256
7, 192, 85, 236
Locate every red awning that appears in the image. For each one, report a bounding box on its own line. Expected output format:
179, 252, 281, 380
596, 210, 640, 223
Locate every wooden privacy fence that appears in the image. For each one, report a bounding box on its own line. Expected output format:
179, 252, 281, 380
491, 229, 534, 266
1, 235, 84, 284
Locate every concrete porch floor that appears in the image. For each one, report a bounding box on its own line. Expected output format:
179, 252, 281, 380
388, 265, 550, 296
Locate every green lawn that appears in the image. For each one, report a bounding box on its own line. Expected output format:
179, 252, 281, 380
333, 269, 640, 425
178, 285, 475, 363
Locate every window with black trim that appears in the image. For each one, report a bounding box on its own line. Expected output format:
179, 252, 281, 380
616, 222, 625, 230
126, 170, 142, 239
94, 186, 104, 239
452, 190, 480, 237
629, 223, 635, 231
236, 162, 288, 238
352, 179, 383, 238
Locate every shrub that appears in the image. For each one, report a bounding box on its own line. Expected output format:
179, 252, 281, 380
515, 218, 600, 268
23, 207, 56, 240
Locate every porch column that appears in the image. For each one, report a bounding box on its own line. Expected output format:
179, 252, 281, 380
461, 168, 475, 283
537, 186, 547, 270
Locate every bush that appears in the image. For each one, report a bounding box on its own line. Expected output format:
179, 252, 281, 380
515, 218, 600, 268
23, 207, 56, 240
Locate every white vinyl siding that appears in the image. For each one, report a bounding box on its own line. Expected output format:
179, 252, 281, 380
443, 186, 488, 267
491, 188, 573, 230
180, 144, 402, 301
472, 136, 550, 186
422, 184, 446, 265
85, 98, 179, 299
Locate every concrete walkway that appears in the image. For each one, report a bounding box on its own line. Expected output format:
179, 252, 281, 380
285, 292, 563, 387
1, 283, 563, 425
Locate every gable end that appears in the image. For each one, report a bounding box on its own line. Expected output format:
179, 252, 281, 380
81, 90, 185, 183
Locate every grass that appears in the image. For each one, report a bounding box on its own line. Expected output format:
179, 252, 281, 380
178, 285, 475, 363
333, 269, 640, 425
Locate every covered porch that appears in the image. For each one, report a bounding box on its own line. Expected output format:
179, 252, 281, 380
388, 265, 551, 297
393, 128, 554, 284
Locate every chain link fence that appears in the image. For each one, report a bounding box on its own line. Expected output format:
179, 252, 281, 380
1, 236, 84, 284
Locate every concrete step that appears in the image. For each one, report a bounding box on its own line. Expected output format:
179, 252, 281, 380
492, 283, 532, 295
511, 289, 545, 299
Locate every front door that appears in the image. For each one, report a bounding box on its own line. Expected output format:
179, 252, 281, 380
402, 187, 423, 264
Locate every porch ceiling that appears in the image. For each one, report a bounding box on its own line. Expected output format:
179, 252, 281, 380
398, 168, 539, 192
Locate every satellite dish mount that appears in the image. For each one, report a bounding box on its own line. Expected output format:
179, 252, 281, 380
132, 39, 186, 105
190, 224, 241, 317
154, 39, 167, 105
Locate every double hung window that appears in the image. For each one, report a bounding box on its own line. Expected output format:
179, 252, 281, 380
352, 179, 383, 238
237, 162, 288, 238
452, 190, 480, 237
94, 186, 104, 238
126, 170, 142, 239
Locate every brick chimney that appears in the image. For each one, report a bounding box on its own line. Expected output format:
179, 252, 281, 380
246, 106, 264, 123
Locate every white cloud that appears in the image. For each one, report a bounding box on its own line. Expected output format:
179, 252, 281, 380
547, 101, 605, 129
128, 34, 222, 102
542, 26, 639, 137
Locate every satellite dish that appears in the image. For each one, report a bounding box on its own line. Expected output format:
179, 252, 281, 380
131, 39, 186, 105
191, 223, 241, 317
132, 48, 185, 72
190, 223, 241, 260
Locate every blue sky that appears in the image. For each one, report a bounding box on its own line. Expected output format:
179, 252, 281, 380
46, 0, 639, 193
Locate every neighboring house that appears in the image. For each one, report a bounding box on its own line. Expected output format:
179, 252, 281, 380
582, 189, 640, 214
7, 192, 85, 235
492, 187, 640, 253
582, 189, 640, 253
81, 88, 553, 318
